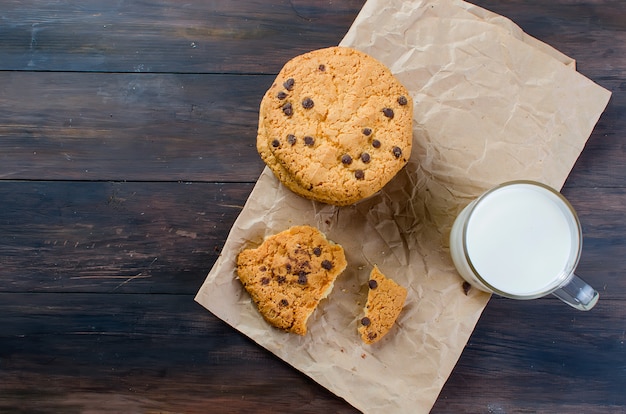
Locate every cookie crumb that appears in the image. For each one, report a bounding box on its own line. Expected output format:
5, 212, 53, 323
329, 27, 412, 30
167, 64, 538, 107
462, 281, 472, 295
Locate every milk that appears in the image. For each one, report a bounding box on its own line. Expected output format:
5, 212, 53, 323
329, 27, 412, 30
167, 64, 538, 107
450, 182, 580, 298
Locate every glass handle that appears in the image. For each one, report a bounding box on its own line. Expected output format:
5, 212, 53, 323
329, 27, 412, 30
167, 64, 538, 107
551, 273, 599, 311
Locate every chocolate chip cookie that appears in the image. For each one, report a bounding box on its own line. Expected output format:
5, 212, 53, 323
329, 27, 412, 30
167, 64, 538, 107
236, 225, 347, 335
358, 266, 407, 344
257, 46, 413, 206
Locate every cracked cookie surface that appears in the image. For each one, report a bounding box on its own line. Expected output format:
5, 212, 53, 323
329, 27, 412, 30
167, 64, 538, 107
236, 225, 347, 335
257, 46, 413, 206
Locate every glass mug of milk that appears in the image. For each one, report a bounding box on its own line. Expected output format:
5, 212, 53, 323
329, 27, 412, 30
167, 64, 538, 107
449, 181, 599, 311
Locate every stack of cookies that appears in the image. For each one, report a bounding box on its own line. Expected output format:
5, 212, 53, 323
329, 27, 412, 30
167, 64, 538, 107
257, 46, 413, 206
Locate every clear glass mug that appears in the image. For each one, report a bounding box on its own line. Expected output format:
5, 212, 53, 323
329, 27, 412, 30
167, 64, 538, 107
449, 180, 599, 311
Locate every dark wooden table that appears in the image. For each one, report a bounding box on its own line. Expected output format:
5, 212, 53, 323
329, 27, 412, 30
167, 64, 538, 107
1, 1, 624, 413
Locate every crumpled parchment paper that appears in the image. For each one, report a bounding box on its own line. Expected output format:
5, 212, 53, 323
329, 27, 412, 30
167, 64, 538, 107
195, 0, 611, 412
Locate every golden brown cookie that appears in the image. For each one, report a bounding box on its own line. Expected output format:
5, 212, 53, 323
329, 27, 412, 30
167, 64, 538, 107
358, 266, 407, 344
257, 46, 413, 206
236, 225, 347, 335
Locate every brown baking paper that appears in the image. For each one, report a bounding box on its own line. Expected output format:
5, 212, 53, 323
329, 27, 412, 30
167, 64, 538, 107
195, 0, 611, 412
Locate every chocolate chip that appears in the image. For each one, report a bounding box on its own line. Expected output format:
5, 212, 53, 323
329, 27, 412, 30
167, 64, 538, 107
382, 108, 394, 119
271, 139, 280, 148
362, 128, 372, 136
368, 332, 378, 341
277, 91, 287, 100
279, 299, 289, 306
302, 98, 314, 109
277, 276, 286, 284
368, 279, 378, 289
361, 317, 371, 327
259, 266, 267, 272
355, 169, 365, 180
304, 136, 315, 146
321, 260, 333, 270
341, 154, 353, 165
397, 95, 408, 106
360, 153, 371, 163
392, 146, 402, 158
282, 102, 293, 116
313, 247, 322, 256
372, 139, 381, 149
287, 134, 297, 145
318, 64, 326, 71
261, 277, 270, 285
283, 78, 295, 91
286, 263, 292, 272
298, 272, 308, 285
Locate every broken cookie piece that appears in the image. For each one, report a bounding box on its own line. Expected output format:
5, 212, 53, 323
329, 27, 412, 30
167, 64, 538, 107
358, 265, 407, 344
236, 225, 347, 335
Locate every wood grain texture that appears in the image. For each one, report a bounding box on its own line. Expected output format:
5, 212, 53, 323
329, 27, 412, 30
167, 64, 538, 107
0, 0, 366, 74
0, 181, 253, 294
435, 297, 626, 413
0, 293, 359, 414
1, 0, 624, 186
0, 72, 269, 181
0, 0, 625, 412
0, 182, 623, 300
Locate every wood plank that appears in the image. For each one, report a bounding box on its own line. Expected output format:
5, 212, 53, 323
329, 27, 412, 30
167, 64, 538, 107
0, 292, 359, 413
0, 70, 624, 185
0, 181, 253, 295
0, 0, 365, 73
1, 292, 623, 413
0, 71, 268, 182
1, 181, 624, 299
435, 296, 626, 413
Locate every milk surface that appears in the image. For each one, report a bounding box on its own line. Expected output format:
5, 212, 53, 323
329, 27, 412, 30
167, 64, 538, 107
463, 184, 577, 296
